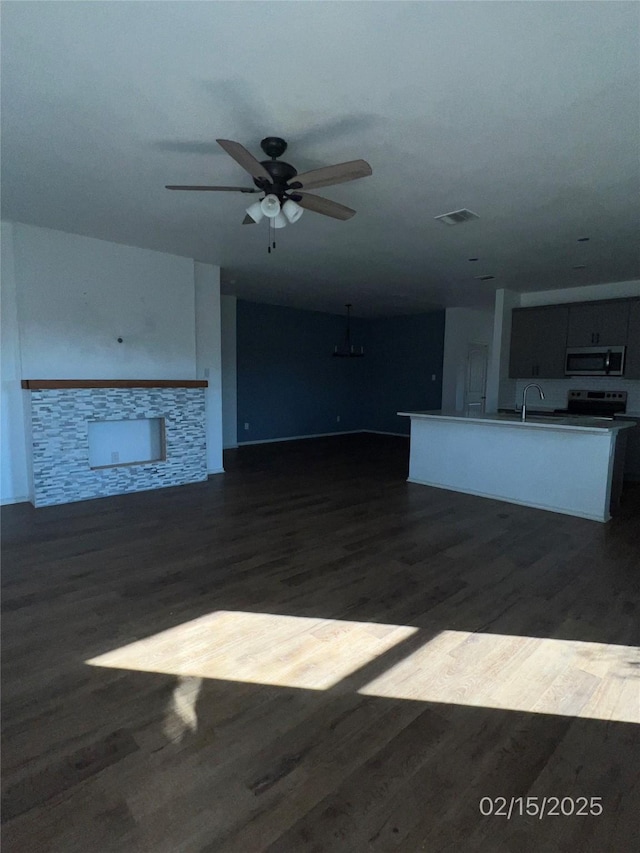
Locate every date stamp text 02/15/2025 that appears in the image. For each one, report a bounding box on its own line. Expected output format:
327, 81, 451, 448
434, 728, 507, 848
479, 797, 603, 819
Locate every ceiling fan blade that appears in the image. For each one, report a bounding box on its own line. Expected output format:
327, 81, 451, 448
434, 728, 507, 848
289, 159, 372, 191
165, 185, 259, 193
216, 139, 271, 182
296, 193, 356, 220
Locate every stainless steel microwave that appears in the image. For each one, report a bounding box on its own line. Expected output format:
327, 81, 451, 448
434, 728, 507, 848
565, 346, 626, 376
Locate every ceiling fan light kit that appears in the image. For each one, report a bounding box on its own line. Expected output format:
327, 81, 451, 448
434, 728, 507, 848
260, 194, 281, 218
245, 201, 264, 224
282, 199, 304, 223
166, 136, 372, 250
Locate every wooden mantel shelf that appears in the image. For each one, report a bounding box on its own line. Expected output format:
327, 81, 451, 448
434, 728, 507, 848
21, 379, 208, 390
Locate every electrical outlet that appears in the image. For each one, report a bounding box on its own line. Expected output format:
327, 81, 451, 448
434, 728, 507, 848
244, 422, 249, 430
111, 451, 119, 464
432, 374, 436, 381
336, 415, 341, 423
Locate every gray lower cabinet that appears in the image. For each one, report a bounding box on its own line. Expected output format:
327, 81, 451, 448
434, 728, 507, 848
625, 299, 640, 379
566, 299, 630, 347
509, 305, 568, 379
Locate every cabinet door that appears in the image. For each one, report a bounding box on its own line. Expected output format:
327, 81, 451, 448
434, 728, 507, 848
534, 305, 569, 378
509, 309, 536, 378
625, 299, 640, 379
509, 305, 568, 379
567, 300, 630, 346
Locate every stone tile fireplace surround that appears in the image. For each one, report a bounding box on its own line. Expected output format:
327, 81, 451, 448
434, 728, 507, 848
21, 380, 208, 507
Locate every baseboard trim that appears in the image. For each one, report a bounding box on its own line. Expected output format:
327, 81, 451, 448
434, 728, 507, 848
1, 496, 31, 506
237, 430, 362, 446
207, 468, 225, 476
237, 430, 413, 446
362, 430, 409, 438
406, 477, 609, 523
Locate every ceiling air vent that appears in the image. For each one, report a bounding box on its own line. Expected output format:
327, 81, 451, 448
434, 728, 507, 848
434, 208, 479, 226
474, 275, 495, 281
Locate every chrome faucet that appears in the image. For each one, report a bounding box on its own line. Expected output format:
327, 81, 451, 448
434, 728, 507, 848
521, 383, 545, 421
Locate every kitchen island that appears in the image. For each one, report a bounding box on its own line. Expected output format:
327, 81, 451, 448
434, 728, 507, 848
398, 410, 635, 522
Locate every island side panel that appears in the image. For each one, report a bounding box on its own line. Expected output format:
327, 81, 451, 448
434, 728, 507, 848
406, 417, 614, 522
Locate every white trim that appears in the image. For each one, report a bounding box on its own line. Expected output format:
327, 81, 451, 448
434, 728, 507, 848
238, 430, 362, 446
207, 468, 225, 475
406, 477, 609, 523
362, 430, 409, 438
223, 444, 238, 450
1, 496, 30, 506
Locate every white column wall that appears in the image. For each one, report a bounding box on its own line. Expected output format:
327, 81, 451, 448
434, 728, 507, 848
485, 289, 521, 413
0, 222, 30, 503
195, 262, 224, 474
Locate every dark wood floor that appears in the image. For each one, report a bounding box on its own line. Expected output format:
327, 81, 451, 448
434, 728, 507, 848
2, 434, 639, 852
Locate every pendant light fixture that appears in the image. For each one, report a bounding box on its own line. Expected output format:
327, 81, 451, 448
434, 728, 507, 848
333, 303, 364, 357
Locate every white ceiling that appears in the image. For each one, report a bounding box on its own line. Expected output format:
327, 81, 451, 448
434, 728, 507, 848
2, 1, 639, 316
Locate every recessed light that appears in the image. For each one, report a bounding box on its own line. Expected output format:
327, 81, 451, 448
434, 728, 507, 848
434, 209, 479, 226
474, 275, 495, 281
577, 237, 590, 242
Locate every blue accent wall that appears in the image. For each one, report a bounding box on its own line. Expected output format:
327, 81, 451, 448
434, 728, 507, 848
237, 301, 367, 442
236, 300, 445, 442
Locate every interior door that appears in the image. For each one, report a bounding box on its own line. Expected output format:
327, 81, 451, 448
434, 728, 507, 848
465, 345, 488, 415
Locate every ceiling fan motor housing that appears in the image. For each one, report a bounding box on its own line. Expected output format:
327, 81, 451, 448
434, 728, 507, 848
254, 158, 298, 198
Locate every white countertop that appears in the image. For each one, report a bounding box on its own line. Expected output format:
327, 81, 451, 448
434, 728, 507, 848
397, 410, 637, 434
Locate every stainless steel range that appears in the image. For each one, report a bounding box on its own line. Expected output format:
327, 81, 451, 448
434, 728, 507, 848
560, 389, 627, 419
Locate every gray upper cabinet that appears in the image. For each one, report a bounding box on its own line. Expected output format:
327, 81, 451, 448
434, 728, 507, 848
509, 305, 568, 379
566, 300, 630, 347
625, 299, 640, 380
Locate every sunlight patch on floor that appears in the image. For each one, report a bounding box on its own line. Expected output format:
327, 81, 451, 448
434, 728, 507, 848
358, 629, 640, 724
85, 612, 640, 724
86, 610, 418, 690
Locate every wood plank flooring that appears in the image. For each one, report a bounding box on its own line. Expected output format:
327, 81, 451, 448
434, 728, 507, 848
2, 433, 639, 852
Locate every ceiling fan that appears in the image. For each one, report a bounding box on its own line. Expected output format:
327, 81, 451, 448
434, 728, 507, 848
165, 137, 372, 227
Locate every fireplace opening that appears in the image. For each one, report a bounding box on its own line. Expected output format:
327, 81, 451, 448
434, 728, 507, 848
88, 418, 166, 468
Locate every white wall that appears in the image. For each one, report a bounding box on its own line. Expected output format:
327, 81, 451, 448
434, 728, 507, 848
221, 295, 238, 449
442, 308, 494, 412
194, 262, 224, 473
1, 222, 224, 503
1, 222, 31, 503
12, 224, 196, 379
